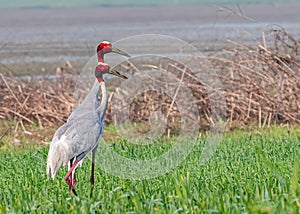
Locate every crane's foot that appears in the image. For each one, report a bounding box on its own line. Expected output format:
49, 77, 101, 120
89, 184, 94, 198
65, 174, 76, 187
64, 160, 79, 196
70, 187, 78, 196
65, 175, 72, 187
65, 172, 77, 196
66, 177, 77, 196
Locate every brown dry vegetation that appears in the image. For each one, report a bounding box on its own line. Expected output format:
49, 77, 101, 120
0, 27, 299, 141
212, 27, 300, 129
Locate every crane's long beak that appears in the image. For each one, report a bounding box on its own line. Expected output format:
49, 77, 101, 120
111, 47, 130, 57
109, 69, 128, 79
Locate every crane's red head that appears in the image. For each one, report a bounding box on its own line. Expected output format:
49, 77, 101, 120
95, 62, 127, 83
96, 41, 130, 63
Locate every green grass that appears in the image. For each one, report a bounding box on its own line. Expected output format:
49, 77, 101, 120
0, 128, 300, 213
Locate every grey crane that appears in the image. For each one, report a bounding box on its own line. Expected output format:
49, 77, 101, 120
46, 41, 129, 195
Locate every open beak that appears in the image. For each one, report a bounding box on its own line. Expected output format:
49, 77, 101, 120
111, 47, 130, 57
109, 69, 128, 79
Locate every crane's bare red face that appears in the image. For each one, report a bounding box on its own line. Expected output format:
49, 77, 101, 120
97, 41, 112, 55
97, 41, 130, 61
95, 41, 129, 82
95, 62, 127, 83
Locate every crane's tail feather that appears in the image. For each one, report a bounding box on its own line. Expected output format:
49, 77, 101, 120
46, 142, 69, 179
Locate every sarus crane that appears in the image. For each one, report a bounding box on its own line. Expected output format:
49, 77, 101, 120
46, 41, 129, 196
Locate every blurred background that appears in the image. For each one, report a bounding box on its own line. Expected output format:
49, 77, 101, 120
0, 0, 300, 141
1, 0, 299, 75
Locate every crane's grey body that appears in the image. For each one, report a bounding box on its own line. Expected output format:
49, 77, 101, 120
47, 80, 107, 179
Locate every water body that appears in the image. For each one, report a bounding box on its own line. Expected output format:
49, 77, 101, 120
1, 4, 300, 73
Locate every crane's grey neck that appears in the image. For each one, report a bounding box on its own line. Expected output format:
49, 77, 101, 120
77, 80, 107, 121
97, 80, 108, 121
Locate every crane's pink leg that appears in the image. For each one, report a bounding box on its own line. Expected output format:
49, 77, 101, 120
66, 159, 73, 188
65, 159, 79, 196
71, 169, 76, 189
90, 146, 98, 185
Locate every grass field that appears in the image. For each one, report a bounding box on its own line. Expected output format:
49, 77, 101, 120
0, 127, 299, 213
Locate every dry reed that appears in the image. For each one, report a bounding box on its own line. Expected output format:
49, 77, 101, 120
0, 27, 299, 137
